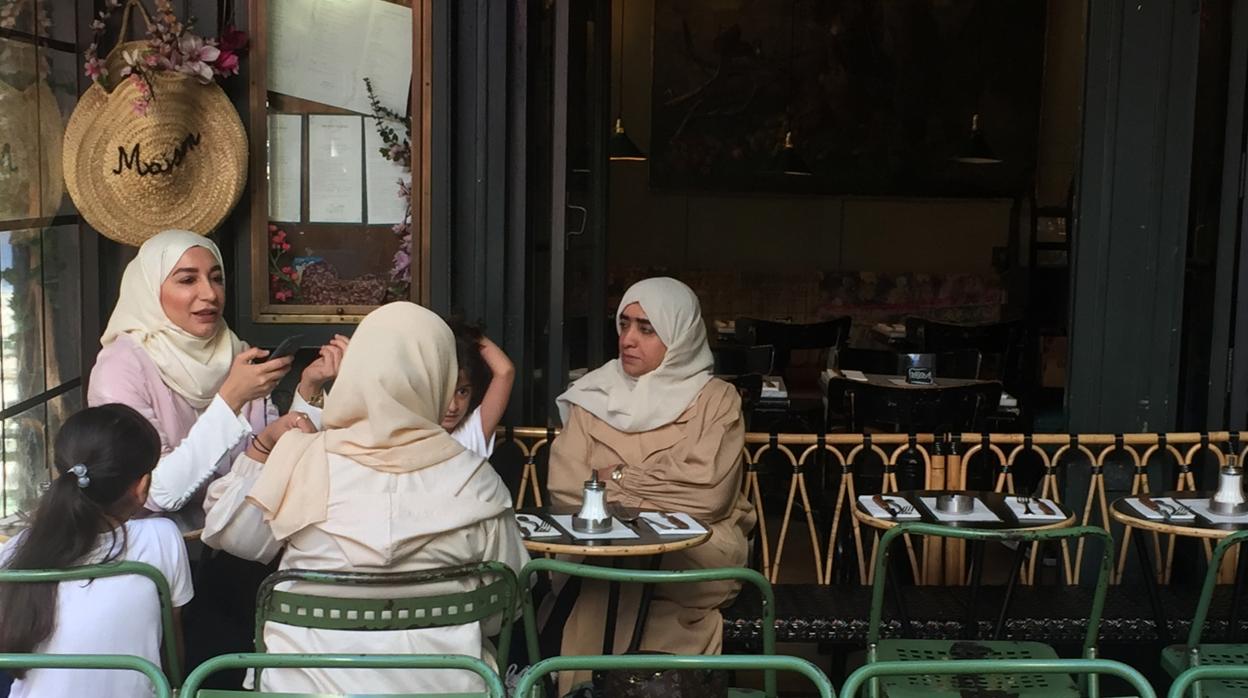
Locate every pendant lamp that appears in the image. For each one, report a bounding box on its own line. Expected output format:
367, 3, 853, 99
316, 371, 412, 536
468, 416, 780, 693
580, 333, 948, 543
953, 113, 1002, 164
609, 0, 645, 162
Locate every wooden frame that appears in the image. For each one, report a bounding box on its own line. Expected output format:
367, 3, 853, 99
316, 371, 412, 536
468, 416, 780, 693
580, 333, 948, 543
246, 0, 432, 324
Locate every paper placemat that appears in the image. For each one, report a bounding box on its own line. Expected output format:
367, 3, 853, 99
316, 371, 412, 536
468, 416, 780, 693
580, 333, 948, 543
858, 495, 921, 521
1125, 497, 1197, 522
514, 513, 561, 538
1176, 499, 1245, 524
548, 514, 640, 540
919, 496, 1001, 523
1002, 498, 1066, 521
639, 512, 708, 535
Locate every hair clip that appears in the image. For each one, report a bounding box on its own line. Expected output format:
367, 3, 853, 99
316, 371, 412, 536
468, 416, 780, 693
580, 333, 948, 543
69, 463, 90, 489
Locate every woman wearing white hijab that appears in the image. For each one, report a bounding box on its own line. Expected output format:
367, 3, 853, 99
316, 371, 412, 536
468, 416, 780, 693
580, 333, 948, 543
88, 230, 345, 512
548, 277, 757, 693
201, 302, 529, 695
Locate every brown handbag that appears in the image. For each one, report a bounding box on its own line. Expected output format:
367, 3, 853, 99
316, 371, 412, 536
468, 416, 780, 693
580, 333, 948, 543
587, 652, 728, 698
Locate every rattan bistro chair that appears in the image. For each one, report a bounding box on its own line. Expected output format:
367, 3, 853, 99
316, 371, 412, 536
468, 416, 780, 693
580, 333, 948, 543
181, 653, 504, 698
0, 560, 181, 685
253, 562, 518, 690
0, 653, 172, 698
844, 658, 1155, 698
867, 523, 1114, 698
1160, 530, 1248, 697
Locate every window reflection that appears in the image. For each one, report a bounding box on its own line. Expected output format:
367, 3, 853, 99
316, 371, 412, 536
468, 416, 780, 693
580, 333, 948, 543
2, 402, 46, 517
0, 228, 47, 409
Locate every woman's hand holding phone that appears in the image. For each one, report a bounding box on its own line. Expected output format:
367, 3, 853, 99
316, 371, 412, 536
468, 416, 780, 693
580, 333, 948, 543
219, 347, 293, 412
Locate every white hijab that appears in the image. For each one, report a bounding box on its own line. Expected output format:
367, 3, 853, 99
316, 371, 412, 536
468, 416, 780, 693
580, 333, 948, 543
557, 277, 714, 433
100, 230, 242, 409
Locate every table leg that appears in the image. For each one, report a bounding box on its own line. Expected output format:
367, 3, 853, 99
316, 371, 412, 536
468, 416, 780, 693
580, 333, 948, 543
626, 555, 663, 654
888, 539, 913, 636
962, 541, 986, 640
603, 559, 621, 655
994, 541, 1029, 640
1230, 542, 1248, 642
1133, 526, 1170, 645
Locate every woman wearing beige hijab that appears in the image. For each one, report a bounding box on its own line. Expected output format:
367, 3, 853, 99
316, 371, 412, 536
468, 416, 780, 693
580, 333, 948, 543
549, 277, 757, 692
88, 229, 346, 512
201, 302, 529, 695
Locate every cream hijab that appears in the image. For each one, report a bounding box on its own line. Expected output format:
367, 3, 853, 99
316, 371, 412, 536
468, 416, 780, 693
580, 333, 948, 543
248, 302, 467, 540
100, 230, 242, 409
557, 277, 714, 433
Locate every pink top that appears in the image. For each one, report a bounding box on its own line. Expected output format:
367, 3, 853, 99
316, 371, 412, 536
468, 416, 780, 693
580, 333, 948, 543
88, 334, 275, 512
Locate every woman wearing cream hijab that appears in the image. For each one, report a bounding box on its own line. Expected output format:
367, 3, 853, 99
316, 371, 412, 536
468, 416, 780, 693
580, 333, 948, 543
201, 302, 529, 695
549, 277, 757, 693
88, 229, 346, 512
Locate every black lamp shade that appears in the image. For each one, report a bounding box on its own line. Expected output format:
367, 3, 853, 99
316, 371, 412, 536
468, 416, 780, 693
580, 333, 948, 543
609, 117, 646, 162
953, 113, 1002, 164
778, 131, 812, 176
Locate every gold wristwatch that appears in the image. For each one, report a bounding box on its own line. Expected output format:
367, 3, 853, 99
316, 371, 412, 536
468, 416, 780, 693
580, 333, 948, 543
610, 464, 626, 482
303, 387, 325, 408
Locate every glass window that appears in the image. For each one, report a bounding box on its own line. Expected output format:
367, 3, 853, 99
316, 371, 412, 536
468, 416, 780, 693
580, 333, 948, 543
0, 228, 47, 409
0, 4, 84, 517
2, 402, 46, 517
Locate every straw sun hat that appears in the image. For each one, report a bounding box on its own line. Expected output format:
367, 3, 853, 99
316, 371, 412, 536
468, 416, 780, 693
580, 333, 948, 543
63, 0, 247, 247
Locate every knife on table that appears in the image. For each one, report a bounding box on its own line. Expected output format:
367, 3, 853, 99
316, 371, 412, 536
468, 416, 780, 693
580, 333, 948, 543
1036, 499, 1056, 516
662, 512, 689, 530
1138, 495, 1170, 520
873, 494, 899, 517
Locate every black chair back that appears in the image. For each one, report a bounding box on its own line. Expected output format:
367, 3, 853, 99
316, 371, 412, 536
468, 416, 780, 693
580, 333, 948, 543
830, 380, 1002, 433
735, 317, 851, 374
905, 318, 1024, 387
835, 347, 896, 375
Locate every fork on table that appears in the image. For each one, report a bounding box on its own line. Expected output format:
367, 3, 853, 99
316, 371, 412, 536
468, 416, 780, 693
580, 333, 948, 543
1016, 496, 1035, 516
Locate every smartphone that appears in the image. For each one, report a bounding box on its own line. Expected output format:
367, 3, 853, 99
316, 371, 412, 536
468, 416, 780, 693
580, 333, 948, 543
267, 334, 304, 362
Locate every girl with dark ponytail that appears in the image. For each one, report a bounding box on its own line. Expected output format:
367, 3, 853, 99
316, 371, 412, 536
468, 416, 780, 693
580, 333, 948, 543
0, 403, 195, 697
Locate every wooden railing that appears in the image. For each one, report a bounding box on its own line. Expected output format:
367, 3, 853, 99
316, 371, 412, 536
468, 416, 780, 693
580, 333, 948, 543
491, 428, 1242, 587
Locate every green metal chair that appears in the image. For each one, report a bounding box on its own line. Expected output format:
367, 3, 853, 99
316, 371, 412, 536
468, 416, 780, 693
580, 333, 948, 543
181, 652, 505, 697
0, 560, 181, 685
1168, 665, 1248, 698
519, 558, 777, 697
513, 655, 835, 698
0, 653, 172, 698
253, 562, 519, 690
1159, 530, 1248, 697
843, 658, 1155, 698
867, 522, 1115, 698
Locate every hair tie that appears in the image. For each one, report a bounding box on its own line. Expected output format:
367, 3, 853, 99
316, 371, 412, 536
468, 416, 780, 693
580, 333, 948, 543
69, 463, 90, 489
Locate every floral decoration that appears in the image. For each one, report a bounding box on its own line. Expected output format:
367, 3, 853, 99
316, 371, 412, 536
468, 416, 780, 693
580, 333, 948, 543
268, 223, 299, 303
83, 0, 246, 116
364, 77, 412, 300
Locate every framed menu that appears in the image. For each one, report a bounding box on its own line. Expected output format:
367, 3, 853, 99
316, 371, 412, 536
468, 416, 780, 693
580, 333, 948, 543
247, 0, 430, 323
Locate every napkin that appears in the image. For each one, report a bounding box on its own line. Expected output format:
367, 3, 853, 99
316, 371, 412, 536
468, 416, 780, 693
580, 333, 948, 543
639, 512, 708, 535
1003, 498, 1066, 521
1125, 497, 1197, 522
857, 495, 921, 521
514, 513, 561, 538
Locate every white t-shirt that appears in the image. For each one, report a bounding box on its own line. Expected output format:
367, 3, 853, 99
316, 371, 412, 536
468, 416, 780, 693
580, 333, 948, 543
2, 517, 194, 698
451, 408, 495, 459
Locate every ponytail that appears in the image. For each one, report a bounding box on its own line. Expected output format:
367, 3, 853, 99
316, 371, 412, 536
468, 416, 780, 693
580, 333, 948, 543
0, 404, 159, 671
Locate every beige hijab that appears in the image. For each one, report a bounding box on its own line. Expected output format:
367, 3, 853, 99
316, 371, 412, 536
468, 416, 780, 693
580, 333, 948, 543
100, 230, 242, 409
248, 302, 467, 540
558, 277, 714, 433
